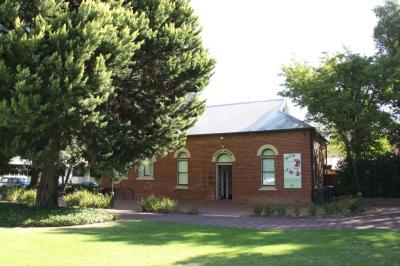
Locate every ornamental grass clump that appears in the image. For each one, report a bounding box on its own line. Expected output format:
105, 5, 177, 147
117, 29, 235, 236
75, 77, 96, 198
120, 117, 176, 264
64, 190, 112, 209
275, 205, 288, 217
348, 198, 364, 215
308, 204, 318, 217
323, 201, 347, 216
253, 204, 263, 216
323, 202, 338, 216
263, 204, 276, 217
0, 187, 24, 202
17, 190, 36, 206
139, 195, 180, 213
292, 203, 301, 217
187, 203, 199, 215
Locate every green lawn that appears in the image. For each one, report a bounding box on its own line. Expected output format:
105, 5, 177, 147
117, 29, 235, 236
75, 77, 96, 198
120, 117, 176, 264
0, 221, 399, 266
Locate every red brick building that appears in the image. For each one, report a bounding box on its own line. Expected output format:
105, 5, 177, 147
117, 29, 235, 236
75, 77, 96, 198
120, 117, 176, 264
104, 99, 327, 204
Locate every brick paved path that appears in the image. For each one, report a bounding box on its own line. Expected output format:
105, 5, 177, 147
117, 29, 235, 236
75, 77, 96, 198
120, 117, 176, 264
111, 200, 400, 230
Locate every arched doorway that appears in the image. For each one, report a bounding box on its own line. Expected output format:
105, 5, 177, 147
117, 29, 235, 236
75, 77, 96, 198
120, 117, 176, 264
212, 149, 235, 200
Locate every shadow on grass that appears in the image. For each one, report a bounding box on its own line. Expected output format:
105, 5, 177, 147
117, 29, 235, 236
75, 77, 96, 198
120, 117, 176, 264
52, 220, 400, 265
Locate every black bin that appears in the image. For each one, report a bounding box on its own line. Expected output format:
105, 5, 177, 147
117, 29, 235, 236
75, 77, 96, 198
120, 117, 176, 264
312, 188, 325, 204
323, 186, 334, 203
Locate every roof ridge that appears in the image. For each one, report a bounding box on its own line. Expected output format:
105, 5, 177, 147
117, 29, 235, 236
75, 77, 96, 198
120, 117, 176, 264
207, 99, 285, 108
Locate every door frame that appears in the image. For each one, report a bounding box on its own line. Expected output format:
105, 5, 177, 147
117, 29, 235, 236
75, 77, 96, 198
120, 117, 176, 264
212, 149, 235, 200
216, 163, 232, 200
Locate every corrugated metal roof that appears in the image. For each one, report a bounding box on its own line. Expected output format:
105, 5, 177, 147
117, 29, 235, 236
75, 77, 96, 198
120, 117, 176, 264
188, 99, 313, 135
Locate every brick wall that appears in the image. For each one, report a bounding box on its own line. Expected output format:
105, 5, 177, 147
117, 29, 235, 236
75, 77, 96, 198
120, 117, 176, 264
102, 129, 321, 204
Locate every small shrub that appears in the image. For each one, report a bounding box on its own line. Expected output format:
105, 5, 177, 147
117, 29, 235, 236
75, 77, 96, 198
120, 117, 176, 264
323, 201, 347, 216
292, 203, 300, 217
336, 202, 347, 215
139, 195, 180, 213
187, 203, 199, 215
348, 198, 364, 215
323, 202, 337, 216
64, 190, 112, 208
276, 205, 287, 217
17, 190, 36, 206
0, 187, 24, 202
253, 204, 263, 216
308, 204, 318, 217
263, 205, 275, 217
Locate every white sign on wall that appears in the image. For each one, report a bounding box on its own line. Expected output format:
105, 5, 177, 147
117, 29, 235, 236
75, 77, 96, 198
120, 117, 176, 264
284, 153, 302, 188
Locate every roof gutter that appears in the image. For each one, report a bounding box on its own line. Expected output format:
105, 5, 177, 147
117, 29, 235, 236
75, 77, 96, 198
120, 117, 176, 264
187, 127, 315, 137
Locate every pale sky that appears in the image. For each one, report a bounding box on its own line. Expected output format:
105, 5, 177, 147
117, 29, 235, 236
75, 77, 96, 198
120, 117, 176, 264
190, 0, 384, 120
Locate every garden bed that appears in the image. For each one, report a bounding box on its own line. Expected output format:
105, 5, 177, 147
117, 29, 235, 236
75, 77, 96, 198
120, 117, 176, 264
252, 198, 364, 218
0, 202, 116, 227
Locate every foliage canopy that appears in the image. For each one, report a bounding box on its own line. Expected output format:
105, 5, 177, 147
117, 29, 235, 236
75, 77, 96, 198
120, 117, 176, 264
0, 0, 214, 206
280, 52, 393, 158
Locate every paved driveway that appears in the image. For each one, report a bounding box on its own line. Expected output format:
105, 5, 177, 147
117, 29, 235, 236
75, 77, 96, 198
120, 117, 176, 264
110, 200, 400, 230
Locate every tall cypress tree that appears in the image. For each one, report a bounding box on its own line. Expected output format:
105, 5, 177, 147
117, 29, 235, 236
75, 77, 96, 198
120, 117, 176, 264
0, 0, 146, 206
0, 0, 214, 206
85, 0, 215, 173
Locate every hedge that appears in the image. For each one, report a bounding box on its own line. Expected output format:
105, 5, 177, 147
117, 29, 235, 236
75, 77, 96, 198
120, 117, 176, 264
336, 154, 400, 198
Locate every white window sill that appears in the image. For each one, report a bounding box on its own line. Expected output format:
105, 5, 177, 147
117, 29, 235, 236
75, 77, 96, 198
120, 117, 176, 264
175, 185, 189, 190
136, 176, 154, 181
259, 186, 277, 191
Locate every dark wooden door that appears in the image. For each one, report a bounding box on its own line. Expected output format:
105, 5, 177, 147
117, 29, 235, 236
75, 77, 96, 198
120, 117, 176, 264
218, 165, 232, 199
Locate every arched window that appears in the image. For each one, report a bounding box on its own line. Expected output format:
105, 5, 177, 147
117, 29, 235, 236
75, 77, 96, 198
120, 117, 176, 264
261, 149, 276, 186
211, 148, 236, 162
177, 152, 189, 185
217, 154, 232, 164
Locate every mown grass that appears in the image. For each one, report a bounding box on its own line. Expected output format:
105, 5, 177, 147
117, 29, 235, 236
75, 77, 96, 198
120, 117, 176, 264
0, 220, 399, 266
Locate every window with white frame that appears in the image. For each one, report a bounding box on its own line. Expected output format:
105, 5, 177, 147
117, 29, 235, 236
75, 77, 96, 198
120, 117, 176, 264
261, 149, 276, 186
177, 152, 189, 185
138, 159, 154, 177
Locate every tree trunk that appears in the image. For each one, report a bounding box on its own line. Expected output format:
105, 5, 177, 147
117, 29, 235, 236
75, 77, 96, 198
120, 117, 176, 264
35, 139, 60, 207
59, 168, 72, 192
345, 139, 361, 196
27, 167, 40, 189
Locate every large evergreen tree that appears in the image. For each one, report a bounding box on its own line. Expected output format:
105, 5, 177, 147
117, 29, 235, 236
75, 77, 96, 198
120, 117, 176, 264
0, 0, 214, 206
0, 0, 145, 206
84, 0, 215, 174
0, 128, 12, 173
